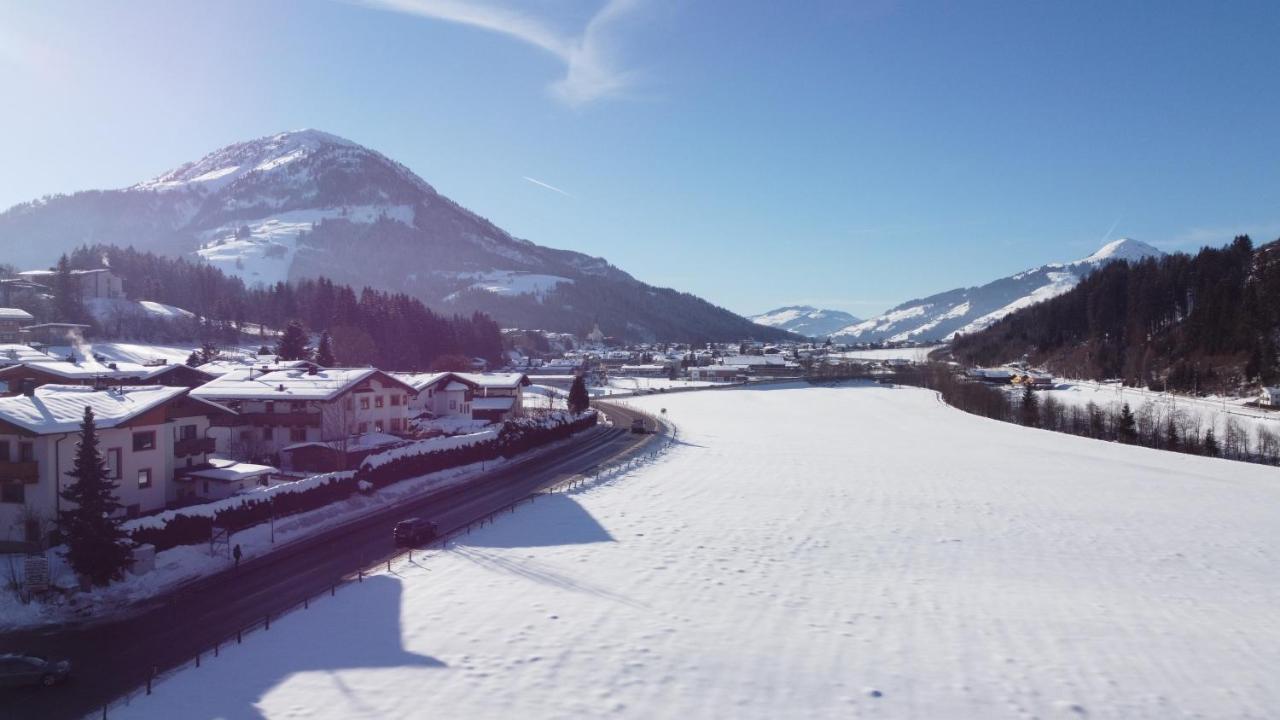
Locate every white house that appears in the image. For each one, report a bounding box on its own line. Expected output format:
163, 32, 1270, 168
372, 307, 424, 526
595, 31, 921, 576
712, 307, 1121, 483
0, 384, 230, 545
1260, 387, 1280, 407
454, 372, 530, 423
0, 308, 34, 344
190, 367, 417, 462
18, 268, 124, 300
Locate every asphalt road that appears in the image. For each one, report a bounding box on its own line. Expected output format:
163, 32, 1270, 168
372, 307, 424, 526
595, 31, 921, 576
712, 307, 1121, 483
0, 402, 658, 720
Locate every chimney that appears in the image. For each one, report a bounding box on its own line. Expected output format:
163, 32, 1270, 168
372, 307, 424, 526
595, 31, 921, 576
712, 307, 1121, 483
107, 362, 118, 370
21, 379, 36, 397
277, 384, 286, 392
307, 365, 318, 376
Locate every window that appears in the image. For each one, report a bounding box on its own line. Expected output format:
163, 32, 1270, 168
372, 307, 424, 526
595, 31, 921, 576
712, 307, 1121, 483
375, 396, 384, 408
357, 422, 368, 434
106, 448, 122, 480
263, 427, 273, 441
389, 418, 402, 432
449, 399, 457, 410
0, 483, 22, 504
18, 442, 33, 462
290, 426, 306, 442
239, 431, 252, 442
360, 397, 370, 410
137, 469, 152, 489
0, 441, 8, 462
180, 424, 197, 440
390, 395, 400, 407
126, 504, 140, 518
291, 401, 306, 412
344, 397, 354, 411
132, 431, 156, 452
265, 401, 275, 414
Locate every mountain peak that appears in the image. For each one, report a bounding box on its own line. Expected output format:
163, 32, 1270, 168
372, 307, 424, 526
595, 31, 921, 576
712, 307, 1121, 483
1078, 237, 1164, 265
133, 128, 386, 194
751, 305, 861, 337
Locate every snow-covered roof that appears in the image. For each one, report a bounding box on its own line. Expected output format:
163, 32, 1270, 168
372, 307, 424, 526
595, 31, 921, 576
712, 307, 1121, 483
452, 372, 528, 389
0, 344, 52, 367
181, 460, 276, 483
445, 381, 470, 392
0, 384, 188, 434
190, 367, 389, 402
0, 308, 34, 321
719, 355, 788, 367
197, 357, 312, 378
472, 397, 515, 411
0, 358, 179, 381
390, 372, 451, 392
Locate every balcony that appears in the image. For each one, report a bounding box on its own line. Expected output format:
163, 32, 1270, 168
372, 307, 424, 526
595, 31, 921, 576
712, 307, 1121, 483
0, 460, 39, 484
174, 437, 217, 458
211, 412, 322, 428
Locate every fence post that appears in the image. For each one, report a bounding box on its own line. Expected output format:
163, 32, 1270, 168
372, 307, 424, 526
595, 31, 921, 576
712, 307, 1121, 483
304, 596, 309, 610
147, 667, 155, 695
331, 584, 336, 597
387, 559, 391, 572
359, 569, 363, 582
195, 652, 201, 668
237, 630, 242, 644
103, 705, 108, 720
265, 614, 270, 631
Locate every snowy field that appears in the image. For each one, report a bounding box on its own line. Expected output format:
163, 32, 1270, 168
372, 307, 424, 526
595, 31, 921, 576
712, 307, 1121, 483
116, 383, 1280, 719
832, 344, 942, 362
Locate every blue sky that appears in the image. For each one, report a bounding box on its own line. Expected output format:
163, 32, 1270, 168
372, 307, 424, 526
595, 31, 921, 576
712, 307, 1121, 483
1, 1, 1278, 317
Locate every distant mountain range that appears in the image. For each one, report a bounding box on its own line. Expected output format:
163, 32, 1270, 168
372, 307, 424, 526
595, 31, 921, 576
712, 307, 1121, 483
831, 238, 1165, 343
0, 130, 792, 343
750, 306, 861, 337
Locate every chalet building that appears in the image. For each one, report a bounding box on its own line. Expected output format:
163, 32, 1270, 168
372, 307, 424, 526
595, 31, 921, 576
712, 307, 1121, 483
0, 308, 34, 344
190, 367, 418, 462
454, 372, 530, 423
0, 359, 213, 396
394, 372, 475, 422
1260, 387, 1280, 407
0, 384, 232, 546
18, 268, 125, 300
394, 371, 530, 425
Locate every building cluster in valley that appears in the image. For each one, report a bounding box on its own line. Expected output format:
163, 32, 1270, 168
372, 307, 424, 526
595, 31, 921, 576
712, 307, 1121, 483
0, 324, 534, 549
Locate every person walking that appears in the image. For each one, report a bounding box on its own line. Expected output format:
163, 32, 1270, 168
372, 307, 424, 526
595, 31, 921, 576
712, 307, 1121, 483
233, 543, 243, 569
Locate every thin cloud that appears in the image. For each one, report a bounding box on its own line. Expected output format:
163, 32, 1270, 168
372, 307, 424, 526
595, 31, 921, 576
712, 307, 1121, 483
523, 176, 574, 198
357, 0, 643, 105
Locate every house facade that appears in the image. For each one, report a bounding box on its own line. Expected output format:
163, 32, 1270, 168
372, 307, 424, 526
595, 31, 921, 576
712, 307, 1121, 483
18, 268, 125, 300
1260, 387, 1280, 407
0, 385, 228, 546
190, 367, 416, 462
0, 308, 34, 344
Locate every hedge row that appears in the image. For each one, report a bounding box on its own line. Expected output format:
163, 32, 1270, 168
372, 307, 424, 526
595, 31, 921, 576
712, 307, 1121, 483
129, 410, 598, 552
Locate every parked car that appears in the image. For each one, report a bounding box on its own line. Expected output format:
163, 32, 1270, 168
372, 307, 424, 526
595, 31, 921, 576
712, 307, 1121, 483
393, 518, 438, 546
630, 418, 647, 434
0, 654, 71, 688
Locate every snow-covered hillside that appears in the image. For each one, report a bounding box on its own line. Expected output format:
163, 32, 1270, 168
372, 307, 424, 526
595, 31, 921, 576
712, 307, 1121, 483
117, 384, 1280, 719
749, 305, 861, 337
836, 238, 1164, 343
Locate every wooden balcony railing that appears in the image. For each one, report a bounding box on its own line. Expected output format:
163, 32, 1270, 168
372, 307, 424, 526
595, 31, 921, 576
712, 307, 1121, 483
0, 460, 39, 484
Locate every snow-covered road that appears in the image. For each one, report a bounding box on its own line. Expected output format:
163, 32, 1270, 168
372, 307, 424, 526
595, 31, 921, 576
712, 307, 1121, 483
115, 383, 1280, 719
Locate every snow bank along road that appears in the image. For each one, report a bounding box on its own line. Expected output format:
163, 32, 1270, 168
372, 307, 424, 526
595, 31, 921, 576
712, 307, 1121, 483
0, 403, 659, 720
94, 381, 1280, 720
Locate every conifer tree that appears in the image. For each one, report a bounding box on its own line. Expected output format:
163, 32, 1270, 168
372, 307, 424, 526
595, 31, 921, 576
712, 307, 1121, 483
59, 407, 133, 586
1204, 427, 1219, 456
186, 351, 202, 368
1117, 402, 1138, 444
1019, 384, 1039, 427
275, 320, 311, 361
567, 375, 590, 414
316, 331, 336, 367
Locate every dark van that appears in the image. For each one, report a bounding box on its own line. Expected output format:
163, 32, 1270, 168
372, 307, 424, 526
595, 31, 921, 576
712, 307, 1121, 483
393, 518, 438, 546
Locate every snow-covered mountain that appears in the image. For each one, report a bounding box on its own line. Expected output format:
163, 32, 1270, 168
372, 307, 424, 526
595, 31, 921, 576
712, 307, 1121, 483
750, 305, 861, 337
0, 130, 791, 342
834, 239, 1164, 343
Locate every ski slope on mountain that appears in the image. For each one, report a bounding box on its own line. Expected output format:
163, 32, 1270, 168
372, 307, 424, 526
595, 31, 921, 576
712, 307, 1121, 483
749, 305, 861, 337
835, 239, 1164, 343
115, 383, 1280, 720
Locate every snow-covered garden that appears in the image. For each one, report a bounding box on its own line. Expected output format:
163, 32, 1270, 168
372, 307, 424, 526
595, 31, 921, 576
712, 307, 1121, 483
111, 382, 1280, 719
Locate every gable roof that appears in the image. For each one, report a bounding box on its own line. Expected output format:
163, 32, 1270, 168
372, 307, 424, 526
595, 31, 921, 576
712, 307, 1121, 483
390, 371, 453, 393
0, 358, 182, 382
0, 308, 34, 322
0, 384, 188, 434
190, 367, 415, 402
453, 372, 530, 390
